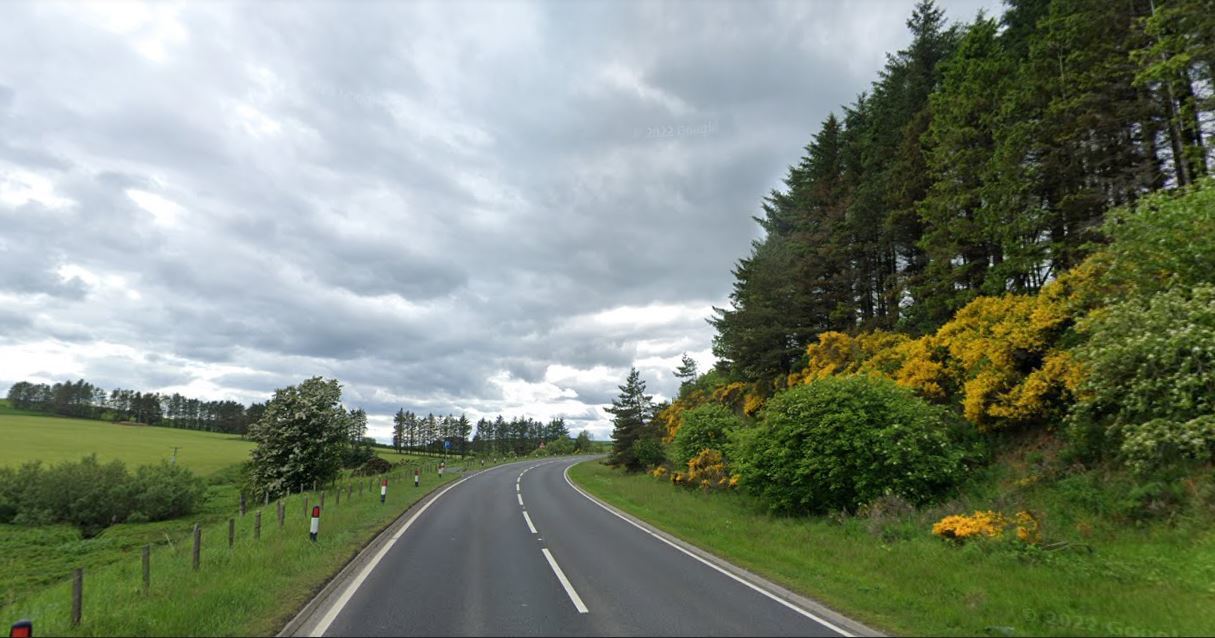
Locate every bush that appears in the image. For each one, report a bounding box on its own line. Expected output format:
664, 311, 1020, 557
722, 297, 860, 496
128, 462, 207, 522
630, 438, 666, 470
729, 376, 969, 514
680, 448, 734, 490
670, 404, 740, 467
0, 455, 205, 536
1069, 285, 1215, 469
1096, 177, 1215, 299
354, 456, 393, 476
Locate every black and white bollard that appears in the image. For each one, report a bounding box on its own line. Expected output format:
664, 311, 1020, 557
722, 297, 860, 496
414, 469, 420, 488
380, 478, 388, 503
309, 506, 320, 542
438, 462, 444, 478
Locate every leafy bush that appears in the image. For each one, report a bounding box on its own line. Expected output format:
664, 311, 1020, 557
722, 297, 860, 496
128, 462, 207, 522
676, 448, 734, 491
1096, 177, 1215, 299
1119, 416, 1215, 475
0, 455, 205, 536
631, 438, 666, 470
1069, 285, 1215, 469
670, 404, 740, 467
729, 376, 970, 514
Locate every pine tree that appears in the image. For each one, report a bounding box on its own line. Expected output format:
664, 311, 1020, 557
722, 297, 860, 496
607, 368, 657, 470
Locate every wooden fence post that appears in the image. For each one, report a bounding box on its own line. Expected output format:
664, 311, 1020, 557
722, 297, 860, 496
239, 492, 247, 516
228, 518, 235, 548
71, 568, 83, 627
255, 511, 262, 541
278, 500, 285, 528
320, 491, 325, 509
335, 486, 341, 506
142, 545, 150, 594
192, 524, 201, 571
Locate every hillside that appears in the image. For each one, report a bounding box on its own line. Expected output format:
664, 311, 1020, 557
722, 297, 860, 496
0, 403, 254, 476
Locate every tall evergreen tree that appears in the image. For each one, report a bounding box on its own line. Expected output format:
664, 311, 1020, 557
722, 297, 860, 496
606, 368, 657, 470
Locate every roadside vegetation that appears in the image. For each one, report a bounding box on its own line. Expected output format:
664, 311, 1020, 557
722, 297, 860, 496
583, 1, 1215, 635
1, 380, 595, 634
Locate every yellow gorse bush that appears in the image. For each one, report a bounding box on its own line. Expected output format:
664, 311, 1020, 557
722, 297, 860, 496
683, 448, 733, 491
932, 510, 1008, 540
931, 510, 1041, 544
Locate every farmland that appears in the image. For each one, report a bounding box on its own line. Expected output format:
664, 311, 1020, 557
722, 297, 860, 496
0, 403, 254, 476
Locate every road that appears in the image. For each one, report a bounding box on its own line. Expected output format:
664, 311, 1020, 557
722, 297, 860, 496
304, 457, 858, 637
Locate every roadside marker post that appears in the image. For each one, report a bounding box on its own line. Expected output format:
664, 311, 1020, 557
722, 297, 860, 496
310, 506, 321, 542
380, 479, 388, 503
10, 620, 32, 637
414, 469, 420, 488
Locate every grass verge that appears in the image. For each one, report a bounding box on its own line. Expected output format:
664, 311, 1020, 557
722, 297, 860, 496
1, 458, 506, 636
568, 460, 1215, 637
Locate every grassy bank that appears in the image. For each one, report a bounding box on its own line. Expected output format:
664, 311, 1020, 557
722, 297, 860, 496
0, 459, 500, 636
569, 460, 1215, 637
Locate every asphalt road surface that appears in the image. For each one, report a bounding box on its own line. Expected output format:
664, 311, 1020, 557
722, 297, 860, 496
310, 458, 854, 637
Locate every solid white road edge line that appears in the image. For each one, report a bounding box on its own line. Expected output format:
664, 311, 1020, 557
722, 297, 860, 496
562, 462, 854, 638
307, 474, 477, 637
541, 548, 589, 614
522, 510, 538, 533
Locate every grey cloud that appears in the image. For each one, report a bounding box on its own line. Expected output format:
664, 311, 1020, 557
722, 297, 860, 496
0, 0, 998, 439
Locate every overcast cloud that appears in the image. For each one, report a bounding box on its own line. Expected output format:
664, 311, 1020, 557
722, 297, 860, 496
0, 0, 997, 441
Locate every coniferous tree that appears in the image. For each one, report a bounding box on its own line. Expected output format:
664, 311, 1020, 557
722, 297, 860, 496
607, 368, 658, 470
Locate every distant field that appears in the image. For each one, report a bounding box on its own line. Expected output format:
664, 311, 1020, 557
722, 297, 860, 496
0, 409, 254, 476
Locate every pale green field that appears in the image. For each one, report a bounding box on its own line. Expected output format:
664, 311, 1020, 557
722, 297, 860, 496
0, 411, 253, 476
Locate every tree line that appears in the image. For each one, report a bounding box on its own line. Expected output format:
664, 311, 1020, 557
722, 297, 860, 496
711, 0, 1214, 383
391, 410, 591, 457
5, 379, 265, 435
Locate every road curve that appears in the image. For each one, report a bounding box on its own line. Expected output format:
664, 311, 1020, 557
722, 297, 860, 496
306, 458, 854, 637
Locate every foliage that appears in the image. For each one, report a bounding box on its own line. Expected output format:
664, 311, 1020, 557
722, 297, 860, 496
730, 376, 969, 514
607, 368, 660, 470
1069, 285, 1215, 468
248, 377, 351, 498
126, 461, 208, 522
930, 510, 1040, 544
630, 438, 666, 471
1095, 162, 1215, 300
931, 510, 1006, 541
0, 455, 204, 536
669, 404, 741, 467
1119, 417, 1215, 476
680, 448, 734, 491
353, 456, 392, 476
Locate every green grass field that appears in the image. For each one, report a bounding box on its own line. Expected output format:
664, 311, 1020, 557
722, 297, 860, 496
569, 460, 1215, 637
0, 410, 254, 476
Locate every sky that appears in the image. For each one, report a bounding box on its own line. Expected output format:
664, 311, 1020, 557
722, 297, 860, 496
0, 0, 998, 442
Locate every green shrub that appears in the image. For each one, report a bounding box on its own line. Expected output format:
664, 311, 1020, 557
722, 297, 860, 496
1120, 416, 1215, 476
0, 455, 205, 536
1069, 285, 1215, 468
631, 438, 666, 470
729, 376, 969, 514
128, 461, 206, 521
670, 404, 740, 467
1097, 177, 1215, 299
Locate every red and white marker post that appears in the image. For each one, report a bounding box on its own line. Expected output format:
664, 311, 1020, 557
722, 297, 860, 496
414, 468, 420, 488
10, 620, 32, 638
309, 506, 321, 542
380, 478, 388, 503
